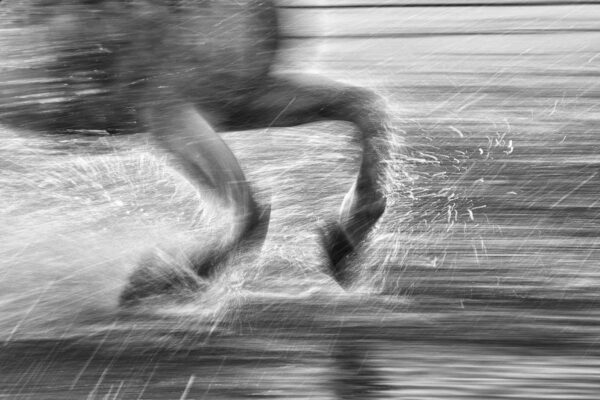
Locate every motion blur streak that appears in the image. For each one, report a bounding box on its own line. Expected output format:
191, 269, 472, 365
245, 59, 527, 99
1, 1, 600, 399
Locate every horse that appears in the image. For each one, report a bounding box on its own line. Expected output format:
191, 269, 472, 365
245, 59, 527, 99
0, 0, 392, 305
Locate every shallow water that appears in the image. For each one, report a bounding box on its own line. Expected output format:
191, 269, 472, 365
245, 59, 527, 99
2, 3, 600, 399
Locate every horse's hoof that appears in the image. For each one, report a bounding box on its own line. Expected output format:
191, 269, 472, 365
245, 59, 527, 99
243, 201, 272, 250
319, 222, 356, 289
119, 251, 205, 308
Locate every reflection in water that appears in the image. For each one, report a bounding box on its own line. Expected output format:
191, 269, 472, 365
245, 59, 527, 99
331, 340, 390, 399
0, 322, 392, 399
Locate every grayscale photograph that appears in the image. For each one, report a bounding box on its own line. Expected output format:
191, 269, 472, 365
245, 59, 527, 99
0, 0, 599, 398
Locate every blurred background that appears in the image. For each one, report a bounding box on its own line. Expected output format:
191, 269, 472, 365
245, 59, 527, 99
1, 0, 600, 398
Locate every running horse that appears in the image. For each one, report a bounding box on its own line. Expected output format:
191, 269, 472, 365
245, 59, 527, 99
0, 1, 391, 304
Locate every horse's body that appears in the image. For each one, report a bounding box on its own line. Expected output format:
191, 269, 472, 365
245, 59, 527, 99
0, 1, 391, 304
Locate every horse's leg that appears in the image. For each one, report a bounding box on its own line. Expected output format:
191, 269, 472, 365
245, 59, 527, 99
227, 74, 391, 287
119, 102, 270, 305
